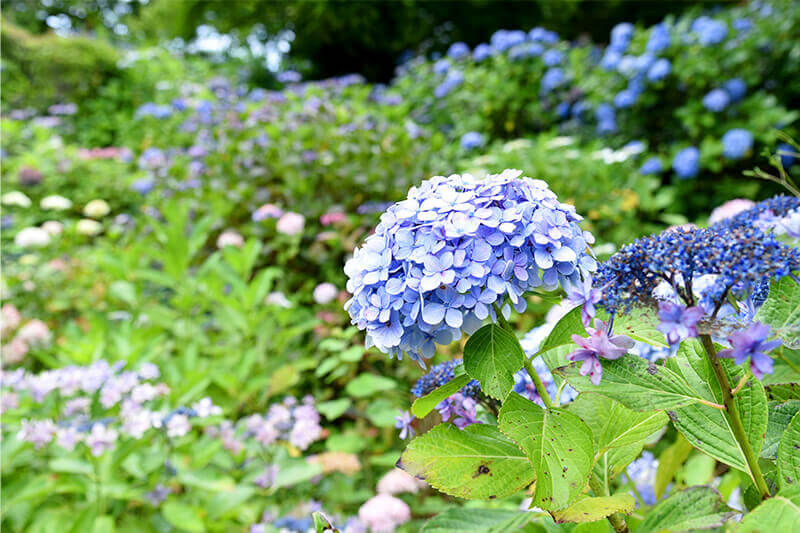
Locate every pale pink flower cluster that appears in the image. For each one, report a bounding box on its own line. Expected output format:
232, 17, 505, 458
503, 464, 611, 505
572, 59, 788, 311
357, 494, 411, 533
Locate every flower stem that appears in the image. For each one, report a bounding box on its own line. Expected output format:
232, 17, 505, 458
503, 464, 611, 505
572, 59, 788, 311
699, 334, 770, 499
589, 476, 630, 533
493, 304, 554, 409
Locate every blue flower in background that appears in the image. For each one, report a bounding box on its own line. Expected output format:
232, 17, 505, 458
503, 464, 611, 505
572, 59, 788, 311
447, 42, 470, 60
614, 89, 638, 109
610, 22, 635, 52
778, 143, 798, 168
136, 103, 172, 119
344, 170, 596, 365
509, 42, 543, 61
473, 43, 492, 62
626, 452, 658, 506
723, 78, 747, 102
541, 68, 566, 93
733, 18, 754, 32
131, 178, 156, 195
639, 157, 663, 175
702, 88, 730, 112
434, 70, 464, 98
571, 101, 589, 119
617, 55, 639, 78
556, 101, 570, 118
596, 103, 616, 123
542, 49, 564, 67
647, 58, 671, 82
722, 129, 753, 159
276, 70, 301, 83
693, 17, 729, 45
646, 23, 671, 53
460, 131, 485, 150
411, 359, 480, 398
433, 59, 450, 75
490, 29, 526, 52
673, 147, 700, 179
601, 49, 622, 70
529, 27, 559, 44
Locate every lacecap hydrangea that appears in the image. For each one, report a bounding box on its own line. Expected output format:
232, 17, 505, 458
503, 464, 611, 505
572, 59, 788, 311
344, 170, 596, 365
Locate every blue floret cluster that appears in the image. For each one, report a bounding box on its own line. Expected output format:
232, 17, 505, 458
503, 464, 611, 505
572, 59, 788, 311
344, 170, 596, 365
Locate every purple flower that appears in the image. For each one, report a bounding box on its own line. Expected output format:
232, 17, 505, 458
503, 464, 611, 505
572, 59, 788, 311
657, 302, 704, 345
146, 484, 172, 506
86, 423, 118, 456
565, 277, 602, 326
395, 410, 415, 440
718, 322, 781, 379
567, 320, 635, 384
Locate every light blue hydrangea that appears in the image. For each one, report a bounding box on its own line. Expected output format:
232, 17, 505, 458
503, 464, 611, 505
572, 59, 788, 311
723, 78, 747, 102
460, 132, 485, 150
692, 17, 728, 45
509, 42, 543, 61
447, 42, 470, 60
673, 147, 700, 179
610, 22, 635, 52
433, 59, 450, 76
490, 30, 527, 52
614, 89, 638, 109
473, 43, 492, 62
702, 88, 730, 112
639, 157, 663, 175
344, 170, 596, 365
434, 70, 464, 98
542, 49, 564, 67
722, 129, 753, 160
528, 27, 559, 44
541, 68, 566, 93
646, 23, 671, 53
647, 58, 671, 82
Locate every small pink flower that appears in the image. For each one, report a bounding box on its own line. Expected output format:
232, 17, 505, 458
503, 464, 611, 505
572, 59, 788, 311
276, 212, 305, 235
217, 230, 244, 248
358, 494, 411, 533
320, 211, 347, 226
313, 282, 338, 304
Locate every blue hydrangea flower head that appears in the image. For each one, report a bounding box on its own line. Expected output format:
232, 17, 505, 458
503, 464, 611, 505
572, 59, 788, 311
595, 224, 800, 316
509, 42, 543, 61
693, 17, 729, 45
723, 78, 747, 102
610, 22, 635, 52
473, 43, 492, 62
646, 23, 671, 53
434, 70, 464, 98
733, 18, 753, 32
601, 49, 622, 71
556, 101, 570, 118
703, 89, 730, 112
529, 27, 559, 44
447, 42, 470, 60
460, 131, 485, 150
541, 68, 566, 93
542, 49, 564, 67
647, 58, 671, 82
626, 451, 658, 505
711, 194, 800, 232
433, 59, 450, 76
410, 359, 480, 398
673, 147, 700, 179
639, 157, 663, 175
344, 170, 596, 365
614, 89, 638, 109
490, 29, 527, 52
721, 129, 753, 160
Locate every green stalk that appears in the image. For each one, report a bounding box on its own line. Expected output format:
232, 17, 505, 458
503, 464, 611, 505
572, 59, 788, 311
589, 476, 630, 533
493, 304, 554, 408
699, 334, 770, 499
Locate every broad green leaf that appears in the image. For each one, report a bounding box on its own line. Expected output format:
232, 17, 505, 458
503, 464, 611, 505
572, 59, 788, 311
412, 372, 471, 418
550, 493, 635, 523
667, 340, 768, 475
316, 398, 351, 420
366, 399, 402, 427
464, 324, 525, 400
399, 423, 535, 500
655, 435, 692, 499
766, 383, 800, 402
555, 355, 701, 411
610, 307, 669, 348
737, 485, 800, 532
764, 400, 800, 459
344, 374, 397, 398
778, 410, 800, 488
568, 395, 667, 455
207, 487, 256, 519
755, 276, 800, 349
161, 502, 205, 533
637, 486, 734, 533
421, 509, 535, 532
498, 393, 594, 510
678, 453, 716, 486
538, 306, 586, 356
272, 459, 323, 489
